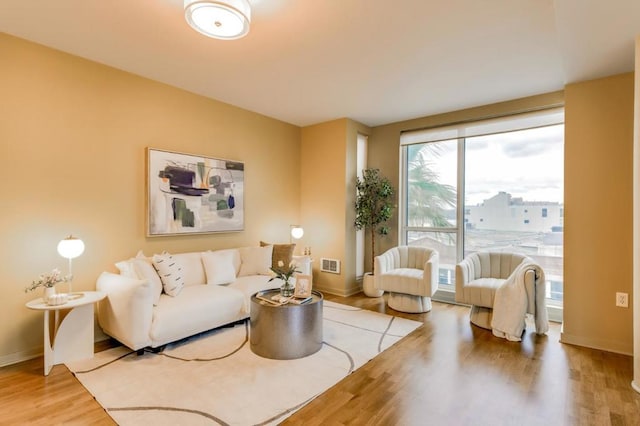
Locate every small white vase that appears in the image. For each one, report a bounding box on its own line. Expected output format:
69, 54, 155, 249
43, 286, 56, 303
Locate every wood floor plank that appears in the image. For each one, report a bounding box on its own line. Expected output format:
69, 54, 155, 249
1, 294, 638, 425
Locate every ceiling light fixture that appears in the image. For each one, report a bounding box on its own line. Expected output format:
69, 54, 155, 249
184, 0, 251, 40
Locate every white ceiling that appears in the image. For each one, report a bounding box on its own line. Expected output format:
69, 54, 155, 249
1, 0, 639, 127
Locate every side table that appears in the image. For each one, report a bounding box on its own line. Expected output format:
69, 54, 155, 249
26, 290, 106, 375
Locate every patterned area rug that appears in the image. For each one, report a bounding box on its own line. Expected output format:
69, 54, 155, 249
67, 301, 422, 425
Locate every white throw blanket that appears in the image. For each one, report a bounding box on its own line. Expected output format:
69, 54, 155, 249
491, 260, 549, 342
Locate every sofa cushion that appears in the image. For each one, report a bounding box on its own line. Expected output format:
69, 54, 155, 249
172, 252, 206, 287
378, 268, 427, 297
150, 284, 245, 346
238, 245, 273, 276
227, 274, 281, 314
202, 250, 237, 285
152, 252, 184, 297
461, 277, 505, 308
260, 241, 296, 270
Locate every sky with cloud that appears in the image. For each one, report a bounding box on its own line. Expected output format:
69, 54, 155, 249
429, 124, 564, 206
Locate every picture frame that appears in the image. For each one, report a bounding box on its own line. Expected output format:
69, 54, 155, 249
294, 275, 313, 298
146, 148, 244, 236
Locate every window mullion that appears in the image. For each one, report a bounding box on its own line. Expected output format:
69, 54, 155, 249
457, 137, 465, 262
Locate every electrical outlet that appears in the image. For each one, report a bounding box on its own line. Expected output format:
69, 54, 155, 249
616, 292, 629, 308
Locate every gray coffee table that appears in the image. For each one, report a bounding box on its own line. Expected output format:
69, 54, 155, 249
250, 289, 323, 360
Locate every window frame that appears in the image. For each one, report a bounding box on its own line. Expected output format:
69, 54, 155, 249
398, 108, 564, 315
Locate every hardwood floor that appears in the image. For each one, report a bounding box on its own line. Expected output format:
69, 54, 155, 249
1, 294, 638, 425
0, 339, 116, 425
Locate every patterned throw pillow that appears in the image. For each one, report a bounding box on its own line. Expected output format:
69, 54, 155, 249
152, 252, 184, 297
260, 241, 295, 270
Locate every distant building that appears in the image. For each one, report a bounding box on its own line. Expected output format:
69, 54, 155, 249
465, 191, 563, 233
411, 191, 564, 301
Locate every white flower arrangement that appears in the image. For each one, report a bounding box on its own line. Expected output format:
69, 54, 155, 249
25, 268, 67, 293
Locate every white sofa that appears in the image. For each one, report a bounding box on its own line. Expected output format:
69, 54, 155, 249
96, 245, 311, 351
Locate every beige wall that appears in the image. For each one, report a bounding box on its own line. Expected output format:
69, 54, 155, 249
0, 34, 301, 365
300, 118, 370, 296
562, 73, 634, 355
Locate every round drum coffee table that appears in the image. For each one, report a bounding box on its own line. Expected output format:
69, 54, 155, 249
250, 289, 323, 360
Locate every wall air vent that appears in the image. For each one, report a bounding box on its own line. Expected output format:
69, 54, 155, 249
320, 258, 341, 274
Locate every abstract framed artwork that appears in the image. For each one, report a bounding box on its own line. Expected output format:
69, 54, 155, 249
146, 148, 244, 236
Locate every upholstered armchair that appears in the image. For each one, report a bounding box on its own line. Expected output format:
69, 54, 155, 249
455, 251, 543, 332
374, 246, 439, 313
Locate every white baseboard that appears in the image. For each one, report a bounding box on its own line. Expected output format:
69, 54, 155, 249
315, 281, 361, 297
0, 348, 42, 368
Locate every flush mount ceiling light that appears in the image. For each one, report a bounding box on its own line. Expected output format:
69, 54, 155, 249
184, 0, 251, 40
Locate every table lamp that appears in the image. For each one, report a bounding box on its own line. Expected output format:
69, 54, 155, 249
290, 225, 304, 244
57, 235, 85, 294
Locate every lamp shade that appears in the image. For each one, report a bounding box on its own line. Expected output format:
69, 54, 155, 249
184, 0, 251, 40
290, 226, 304, 240
57, 236, 85, 259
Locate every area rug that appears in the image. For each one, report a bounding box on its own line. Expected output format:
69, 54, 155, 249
67, 301, 421, 425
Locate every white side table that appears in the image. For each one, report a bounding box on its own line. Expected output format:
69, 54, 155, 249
26, 290, 106, 376
292, 255, 313, 276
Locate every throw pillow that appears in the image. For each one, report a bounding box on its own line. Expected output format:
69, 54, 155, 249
173, 252, 206, 287
202, 250, 237, 285
238, 245, 273, 276
115, 259, 138, 278
260, 241, 295, 270
151, 252, 184, 297
116, 251, 163, 306
133, 253, 164, 306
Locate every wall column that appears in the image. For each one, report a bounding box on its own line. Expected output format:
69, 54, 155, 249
633, 35, 640, 394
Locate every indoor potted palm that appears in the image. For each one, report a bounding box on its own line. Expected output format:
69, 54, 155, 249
355, 168, 395, 297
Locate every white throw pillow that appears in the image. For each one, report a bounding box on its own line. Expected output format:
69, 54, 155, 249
173, 252, 206, 287
152, 252, 184, 297
202, 250, 237, 285
212, 248, 241, 276
238, 245, 273, 277
115, 251, 163, 306
134, 252, 163, 306
115, 259, 138, 278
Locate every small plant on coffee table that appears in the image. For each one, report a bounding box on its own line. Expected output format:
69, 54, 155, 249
269, 260, 300, 297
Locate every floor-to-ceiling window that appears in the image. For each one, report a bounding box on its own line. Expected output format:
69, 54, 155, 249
400, 108, 564, 313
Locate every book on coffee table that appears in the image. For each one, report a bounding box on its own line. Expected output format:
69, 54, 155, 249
256, 295, 286, 306
288, 296, 312, 305
258, 294, 312, 306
